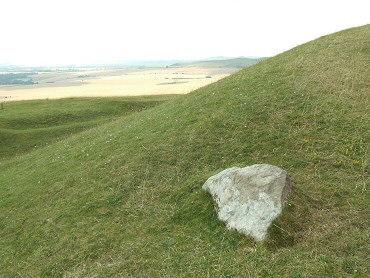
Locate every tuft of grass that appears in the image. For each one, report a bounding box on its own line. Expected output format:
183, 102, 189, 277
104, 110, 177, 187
0, 25, 369, 276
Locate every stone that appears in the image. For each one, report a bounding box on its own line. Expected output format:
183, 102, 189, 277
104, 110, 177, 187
202, 164, 292, 241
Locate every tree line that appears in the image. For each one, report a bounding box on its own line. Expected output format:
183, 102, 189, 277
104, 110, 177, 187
0, 73, 37, 85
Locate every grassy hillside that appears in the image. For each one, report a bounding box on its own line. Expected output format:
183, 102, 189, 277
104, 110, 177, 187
0, 96, 174, 160
1, 25, 369, 277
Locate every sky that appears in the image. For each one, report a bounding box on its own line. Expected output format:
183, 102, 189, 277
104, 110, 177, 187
0, 0, 369, 66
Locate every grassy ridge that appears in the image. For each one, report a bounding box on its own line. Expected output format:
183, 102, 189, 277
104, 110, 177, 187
1, 25, 369, 276
0, 96, 175, 160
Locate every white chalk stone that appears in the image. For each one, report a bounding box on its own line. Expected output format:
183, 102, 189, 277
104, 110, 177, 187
202, 164, 292, 241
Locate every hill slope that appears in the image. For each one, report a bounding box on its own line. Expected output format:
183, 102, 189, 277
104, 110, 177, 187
0, 96, 174, 161
1, 25, 369, 276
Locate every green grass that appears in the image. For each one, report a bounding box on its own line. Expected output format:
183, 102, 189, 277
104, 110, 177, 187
0, 25, 369, 277
0, 96, 175, 160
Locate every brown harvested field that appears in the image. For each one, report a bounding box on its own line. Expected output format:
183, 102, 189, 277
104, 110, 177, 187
0, 66, 237, 102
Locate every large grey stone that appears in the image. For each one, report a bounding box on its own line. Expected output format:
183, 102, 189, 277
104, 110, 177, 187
202, 164, 292, 241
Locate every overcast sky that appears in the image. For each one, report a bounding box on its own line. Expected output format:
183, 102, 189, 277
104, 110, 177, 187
0, 0, 368, 66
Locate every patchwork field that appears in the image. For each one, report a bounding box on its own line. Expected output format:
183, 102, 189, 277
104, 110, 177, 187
0, 66, 234, 102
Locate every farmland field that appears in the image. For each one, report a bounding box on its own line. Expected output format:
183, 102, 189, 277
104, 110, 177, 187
0, 66, 235, 102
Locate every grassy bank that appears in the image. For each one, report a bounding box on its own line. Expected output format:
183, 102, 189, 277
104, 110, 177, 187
0, 25, 369, 276
0, 96, 175, 160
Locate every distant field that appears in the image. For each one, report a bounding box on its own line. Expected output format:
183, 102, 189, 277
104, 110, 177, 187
0, 66, 234, 102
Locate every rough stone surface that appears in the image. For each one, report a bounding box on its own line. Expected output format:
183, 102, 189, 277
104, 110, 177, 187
202, 164, 292, 241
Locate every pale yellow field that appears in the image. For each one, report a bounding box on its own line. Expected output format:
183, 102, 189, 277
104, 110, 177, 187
0, 66, 235, 102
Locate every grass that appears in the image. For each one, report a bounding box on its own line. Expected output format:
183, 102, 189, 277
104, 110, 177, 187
0, 96, 175, 160
0, 25, 369, 276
